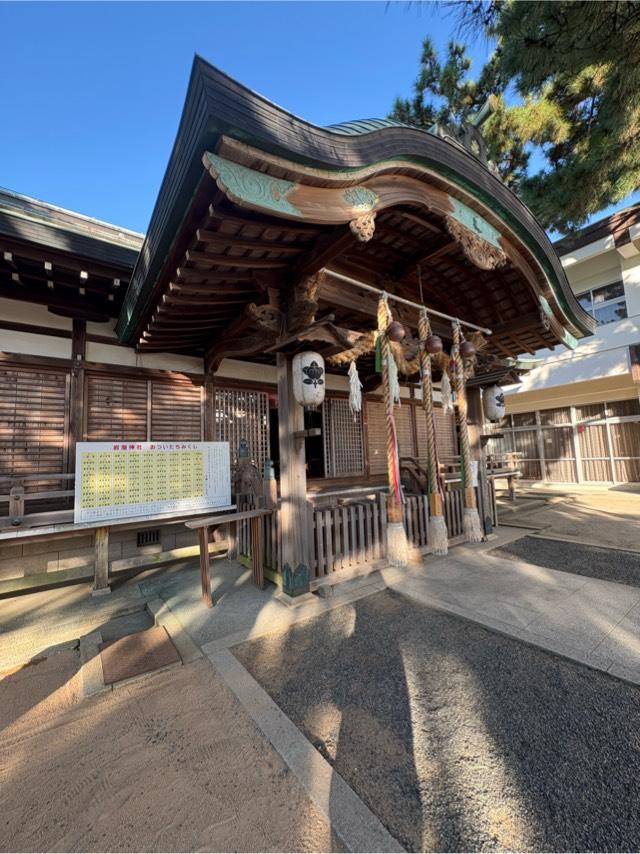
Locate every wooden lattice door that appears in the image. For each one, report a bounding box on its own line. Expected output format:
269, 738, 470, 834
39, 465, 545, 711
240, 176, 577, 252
323, 398, 365, 478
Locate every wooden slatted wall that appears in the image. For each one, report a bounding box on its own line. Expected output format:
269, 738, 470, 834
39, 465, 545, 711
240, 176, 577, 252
151, 382, 202, 441
365, 401, 387, 475
416, 406, 458, 463
394, 406, 415, 458
86, 376, 204, 442
579, 424, 612, 482
0, 367, 69, 476
86, 375, 147, 440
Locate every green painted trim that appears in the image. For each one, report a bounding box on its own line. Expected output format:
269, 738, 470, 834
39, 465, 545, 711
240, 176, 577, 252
342, 186, 378, 210
119, 128, 592, 344
539, 295, 553, 317
204, 152, 302, 218
447, 196, 502, 249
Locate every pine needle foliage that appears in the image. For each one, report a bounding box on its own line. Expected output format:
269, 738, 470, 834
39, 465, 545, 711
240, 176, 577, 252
392, 1, 640, 232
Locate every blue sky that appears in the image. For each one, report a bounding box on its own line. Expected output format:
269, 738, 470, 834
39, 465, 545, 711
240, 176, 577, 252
1, 1, 636, 238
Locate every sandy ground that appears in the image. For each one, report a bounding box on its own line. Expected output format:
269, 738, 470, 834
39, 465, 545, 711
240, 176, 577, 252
234, 589, 640, 853
499, 488, 640, 551
1, 654, 339, 853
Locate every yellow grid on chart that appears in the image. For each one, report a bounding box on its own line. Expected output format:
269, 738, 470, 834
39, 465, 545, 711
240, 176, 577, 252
79, 450, 205, 510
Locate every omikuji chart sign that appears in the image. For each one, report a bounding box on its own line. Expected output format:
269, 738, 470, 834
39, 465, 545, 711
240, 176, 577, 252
74, 442, 231, 524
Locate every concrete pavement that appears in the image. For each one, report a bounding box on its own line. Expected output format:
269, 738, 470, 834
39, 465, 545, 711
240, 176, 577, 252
380, 529, 640, 686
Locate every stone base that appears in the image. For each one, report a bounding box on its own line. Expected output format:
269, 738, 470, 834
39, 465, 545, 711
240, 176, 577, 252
282, 562, 310, 598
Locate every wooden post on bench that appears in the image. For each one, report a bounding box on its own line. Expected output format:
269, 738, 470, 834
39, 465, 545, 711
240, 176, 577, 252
198, 525, 213, 608
187, 509, 270, 607
92, 526, 110, 595
250, 515, 264, 589
9, 485, 25, 523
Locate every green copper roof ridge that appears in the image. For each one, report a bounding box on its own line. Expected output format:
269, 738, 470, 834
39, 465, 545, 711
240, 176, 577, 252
325, 117, 419, 135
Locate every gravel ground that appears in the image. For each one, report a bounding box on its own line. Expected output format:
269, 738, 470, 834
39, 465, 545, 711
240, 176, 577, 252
492, 535, 640, 587
233, 589, 640, 853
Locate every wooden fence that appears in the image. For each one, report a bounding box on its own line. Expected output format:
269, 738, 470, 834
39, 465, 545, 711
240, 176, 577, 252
238, 480, 493, 580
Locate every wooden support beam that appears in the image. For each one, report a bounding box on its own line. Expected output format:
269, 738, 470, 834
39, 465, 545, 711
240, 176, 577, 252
0, 278, 114, 319
203, 374, 216, 441
68, 319, 86, 474
198, 526, 213, 607
395, 239, 457, 279
168, 280, 256, 296
175, 267, 254, 284
319, 275, 450, 339
292, 225, 356, 281
466, 386, 492, 535
0, 236, 132, 282
184, 249, 289, 269
92, 526, 110, 594
489, 312, 543, 339
277, 352, 311, 596
161, 293, 252, 307
396, 210, 443, 235
207, 203, 321, 235
196, 228, 302, 253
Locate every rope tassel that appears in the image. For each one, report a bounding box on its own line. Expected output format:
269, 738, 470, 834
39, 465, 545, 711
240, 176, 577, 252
348, 360, 362, 417
418, 309, 448, 557
378, 294, 408, 567
452, 321, 483, 544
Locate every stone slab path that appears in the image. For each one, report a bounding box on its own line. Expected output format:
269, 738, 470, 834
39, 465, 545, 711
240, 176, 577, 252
380, 529, 640, 686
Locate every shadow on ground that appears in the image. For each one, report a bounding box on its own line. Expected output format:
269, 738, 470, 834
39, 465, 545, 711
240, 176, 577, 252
492, 536, 640, 588
233, 588, 640, 852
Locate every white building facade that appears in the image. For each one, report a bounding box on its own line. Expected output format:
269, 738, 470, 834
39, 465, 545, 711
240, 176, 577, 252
500, 204, 640, 484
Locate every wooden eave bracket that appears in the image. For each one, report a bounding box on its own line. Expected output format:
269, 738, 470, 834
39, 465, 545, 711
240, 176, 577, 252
263, 317, 355, 356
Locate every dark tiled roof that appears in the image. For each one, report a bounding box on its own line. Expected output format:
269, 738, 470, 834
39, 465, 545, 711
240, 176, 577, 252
554, 203, 640, 255
0, 188, 143, 270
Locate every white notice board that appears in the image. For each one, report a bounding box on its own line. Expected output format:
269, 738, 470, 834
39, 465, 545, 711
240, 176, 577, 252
74, 441, 231, 524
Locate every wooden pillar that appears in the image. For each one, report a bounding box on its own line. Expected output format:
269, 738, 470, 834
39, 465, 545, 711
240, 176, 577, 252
467, 386, 492, 534
92, 526, 110, 595
277, 352, 311, 596
203, 373, 216, 441
198, 526, 213, 607
68, 319, 86, 473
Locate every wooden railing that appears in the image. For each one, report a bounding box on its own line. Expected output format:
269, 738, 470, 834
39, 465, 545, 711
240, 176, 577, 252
2, 468, 496, 582
0, 473, 75, 529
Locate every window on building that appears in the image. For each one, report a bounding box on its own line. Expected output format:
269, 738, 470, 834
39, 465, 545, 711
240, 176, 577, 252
577, 281, 627, 325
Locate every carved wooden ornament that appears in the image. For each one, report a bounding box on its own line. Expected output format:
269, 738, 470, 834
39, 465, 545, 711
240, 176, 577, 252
349, 212, 376, 242
445, 215, 507, 271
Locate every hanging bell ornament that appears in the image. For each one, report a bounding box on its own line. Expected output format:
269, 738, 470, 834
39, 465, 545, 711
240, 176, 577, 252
386, 321, 406, 342
460, 339, 476, 359
425, 334, 443, 354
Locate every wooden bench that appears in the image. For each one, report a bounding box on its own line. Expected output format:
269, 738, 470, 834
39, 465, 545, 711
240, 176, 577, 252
0, 506, 236, 596
186, 509, 271, 608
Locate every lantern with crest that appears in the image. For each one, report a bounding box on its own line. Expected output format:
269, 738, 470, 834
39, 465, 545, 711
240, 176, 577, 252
292, 351, 325, 410
483, 384, 506, 423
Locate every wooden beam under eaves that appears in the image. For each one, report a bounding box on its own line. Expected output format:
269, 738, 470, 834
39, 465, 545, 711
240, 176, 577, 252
207, 203, 321, 235
396, 210, 442, 235
184, 249, 289, 269
195, 228, 302, 253
0, 236, 132, 282
291, 225, 356, 281
162, 293, 253, 307
174, 267, 254, 284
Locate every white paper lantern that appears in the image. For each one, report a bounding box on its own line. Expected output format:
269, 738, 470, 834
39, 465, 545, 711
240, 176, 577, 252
292, 351, 325, 409
483, 384, 506, 422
